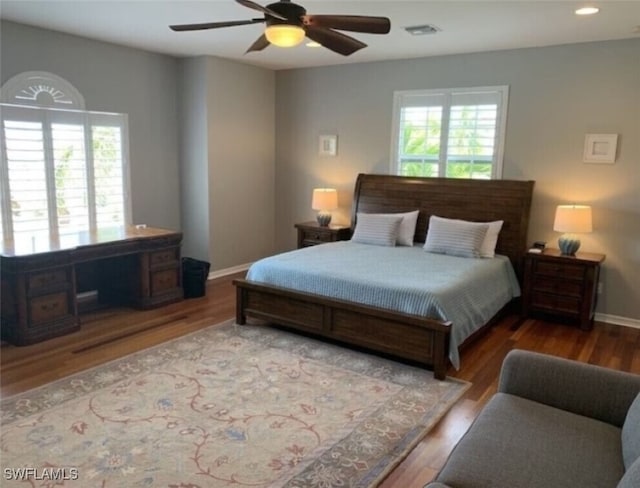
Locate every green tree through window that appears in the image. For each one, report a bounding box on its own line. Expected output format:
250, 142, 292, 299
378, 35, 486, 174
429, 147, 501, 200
392, 87, 508, 179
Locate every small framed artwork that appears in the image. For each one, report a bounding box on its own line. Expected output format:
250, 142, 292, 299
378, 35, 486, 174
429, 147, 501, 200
319, 134, 338, 157
583, 133, 618, 164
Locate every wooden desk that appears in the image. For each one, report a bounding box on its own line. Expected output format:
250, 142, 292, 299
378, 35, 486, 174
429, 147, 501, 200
1, 226, 183, 345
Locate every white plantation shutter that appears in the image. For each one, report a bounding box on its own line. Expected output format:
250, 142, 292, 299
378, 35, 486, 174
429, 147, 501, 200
0, 103, 130, 245
51, 120, 89, 234
3, 117, 50, 237
91, 119, 128, 227
391, 86, 508, 179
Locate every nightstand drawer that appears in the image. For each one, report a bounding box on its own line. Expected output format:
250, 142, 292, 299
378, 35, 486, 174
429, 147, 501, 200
534, 261, 585, 280
302, 231, 324, 242
302, 237, 325, 246
295, 222, 351, 249
531, 292, 581, 315
300, 229, 327, 246
532, 277, 583, 298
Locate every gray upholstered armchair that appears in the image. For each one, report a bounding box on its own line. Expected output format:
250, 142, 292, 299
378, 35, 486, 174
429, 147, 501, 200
426, 349, 640, 488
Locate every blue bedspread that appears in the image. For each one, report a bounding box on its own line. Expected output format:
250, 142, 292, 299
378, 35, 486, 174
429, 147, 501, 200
246, 241, 520, 369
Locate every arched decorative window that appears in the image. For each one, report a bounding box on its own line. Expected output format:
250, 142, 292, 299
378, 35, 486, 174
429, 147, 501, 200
0, 71, 131, 249
1, 71, 85, 108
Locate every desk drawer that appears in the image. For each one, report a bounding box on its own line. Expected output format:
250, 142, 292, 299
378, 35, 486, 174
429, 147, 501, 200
150, 248, 179, 266
151, 269, 179, 294
30, 292, 71, 324
28, 269, 68, 291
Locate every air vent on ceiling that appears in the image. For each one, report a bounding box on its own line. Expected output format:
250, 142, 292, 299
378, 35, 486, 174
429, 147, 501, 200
405, 24, 440, 36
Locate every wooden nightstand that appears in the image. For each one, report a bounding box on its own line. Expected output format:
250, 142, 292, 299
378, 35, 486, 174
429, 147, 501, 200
522, 248, 605, 330
295, 221, 351, 248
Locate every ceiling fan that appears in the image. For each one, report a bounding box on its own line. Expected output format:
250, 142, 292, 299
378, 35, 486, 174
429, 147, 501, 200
169, 0, 391, 56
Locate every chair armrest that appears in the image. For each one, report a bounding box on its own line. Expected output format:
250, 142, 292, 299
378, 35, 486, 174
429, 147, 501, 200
424, 483, 453, 488
498, 349, 640, 427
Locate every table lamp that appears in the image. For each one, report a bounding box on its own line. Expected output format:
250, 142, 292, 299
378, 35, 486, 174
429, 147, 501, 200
312, 188, 338, 226
553, 205, 592, 255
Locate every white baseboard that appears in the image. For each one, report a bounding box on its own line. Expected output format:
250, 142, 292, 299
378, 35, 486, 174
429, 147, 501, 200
207, 262, 252, 280
595, 313, 640, 329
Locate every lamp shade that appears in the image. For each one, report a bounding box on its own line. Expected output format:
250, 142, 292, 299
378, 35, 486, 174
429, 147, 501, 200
553, 205, 592, 255
553, 205, 593, 233
312, 188, 338, 211
265, 25, 305, 47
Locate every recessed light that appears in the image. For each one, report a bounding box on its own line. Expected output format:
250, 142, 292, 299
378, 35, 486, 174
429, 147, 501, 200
306, 41, 321, 47
575, 7, 600, 16
405, 24, 440, 36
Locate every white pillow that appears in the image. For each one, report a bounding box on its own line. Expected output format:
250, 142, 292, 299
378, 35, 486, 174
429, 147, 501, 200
423, 215, 489, 258
351, 213, 403, 247
360, 210, 419, 246
480, 220, 504, 258
394, 210, 420, 246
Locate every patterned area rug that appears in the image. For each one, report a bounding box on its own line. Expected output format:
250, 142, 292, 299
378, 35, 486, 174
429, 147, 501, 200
1, 320, 468, 487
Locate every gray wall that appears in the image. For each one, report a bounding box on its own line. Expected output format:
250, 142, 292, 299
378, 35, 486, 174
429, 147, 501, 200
2, 21, 276, 273
1, 21, 181, 231
178, 58, 211, 261
205, 57, 276, 271
179, 56, 276, 269
2, 19, 638, 322
275, 39, 640, 322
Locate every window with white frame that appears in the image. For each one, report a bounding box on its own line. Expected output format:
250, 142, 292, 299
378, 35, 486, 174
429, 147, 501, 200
0, 72, 130, 247
390, 86, 509, 179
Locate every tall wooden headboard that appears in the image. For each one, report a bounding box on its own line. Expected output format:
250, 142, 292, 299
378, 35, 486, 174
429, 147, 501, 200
351, 174, 535, 275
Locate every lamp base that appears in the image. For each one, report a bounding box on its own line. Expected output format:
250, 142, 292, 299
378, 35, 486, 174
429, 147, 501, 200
316, 212, 332, 227
558, 234, 581, 255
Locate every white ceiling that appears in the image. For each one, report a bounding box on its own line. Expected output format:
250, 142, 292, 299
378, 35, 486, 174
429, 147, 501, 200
2, 1, 639, 70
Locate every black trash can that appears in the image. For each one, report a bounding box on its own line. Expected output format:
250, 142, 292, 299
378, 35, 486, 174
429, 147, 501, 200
182, 257, 210, 298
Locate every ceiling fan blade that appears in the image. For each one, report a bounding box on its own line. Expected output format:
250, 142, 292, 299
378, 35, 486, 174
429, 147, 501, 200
304, 26, 366, 56
170, 19, 264, 31
302, 15, 391, 34
245, 34, 270, 53
235, 0, 287, 21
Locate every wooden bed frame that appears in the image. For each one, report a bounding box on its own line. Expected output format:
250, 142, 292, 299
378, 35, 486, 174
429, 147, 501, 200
234, 174, 534, 379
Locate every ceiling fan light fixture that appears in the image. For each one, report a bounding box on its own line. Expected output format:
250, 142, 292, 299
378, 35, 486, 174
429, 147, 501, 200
575, 6, 600, 15
265, 24, 305, 47
405, 24, 440, 36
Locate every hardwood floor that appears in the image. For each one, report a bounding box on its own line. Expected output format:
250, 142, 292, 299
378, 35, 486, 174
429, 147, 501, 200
2, 273, 639, 486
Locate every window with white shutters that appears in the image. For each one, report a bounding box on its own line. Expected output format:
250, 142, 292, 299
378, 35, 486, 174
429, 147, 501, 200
0, 72, 131, 247
391, 86, 508, 179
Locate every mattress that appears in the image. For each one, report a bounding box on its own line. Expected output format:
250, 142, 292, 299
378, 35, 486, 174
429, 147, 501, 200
247, 241, 521, 369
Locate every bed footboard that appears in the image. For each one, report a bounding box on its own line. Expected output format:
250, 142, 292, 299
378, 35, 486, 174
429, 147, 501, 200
234, 278, 451, 380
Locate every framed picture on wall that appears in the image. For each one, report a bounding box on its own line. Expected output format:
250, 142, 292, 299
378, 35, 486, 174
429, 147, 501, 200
319, 134, 338, 156
583, 133, 618, 164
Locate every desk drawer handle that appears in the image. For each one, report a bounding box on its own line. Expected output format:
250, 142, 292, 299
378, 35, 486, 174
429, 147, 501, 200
40, 302, 59, 311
